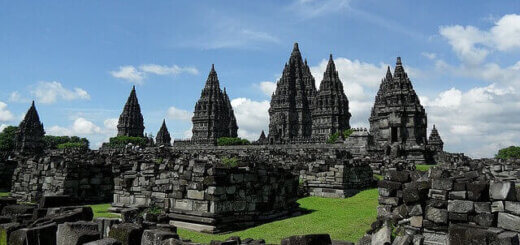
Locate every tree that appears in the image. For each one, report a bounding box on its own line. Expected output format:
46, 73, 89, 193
496, 146, 520, 159
0, 126, 18, 154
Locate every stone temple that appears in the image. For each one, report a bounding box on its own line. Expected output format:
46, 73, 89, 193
311, 54, 351, 140
117, 86, 145, 137
15, 101, 45, 153
268, 43, 317, 144
369, 57, 427, 149
428, 124, 443, 152
156, 119, 172, 146
191, 65, 238, 144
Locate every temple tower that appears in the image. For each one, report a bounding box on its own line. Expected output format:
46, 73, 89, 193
312, 54, 351, 140
268, 43, 317, 143
428, 125, 444, 152
191, 65, 238, 144
369, 57, 427, 148
156, 119, 171, 146
117, 86, 145, 137
15, 101, 45, 153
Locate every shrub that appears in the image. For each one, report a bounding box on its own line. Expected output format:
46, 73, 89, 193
326, 132, 341, 144
0, 126, 18, 153
496, 146, 520, 159
217, 137, 250, 146
44, 135, 89, 149
343, 129, 354, 138
107, 136, 148, 147
56, 142, 88, 150
221, 157, 238, 168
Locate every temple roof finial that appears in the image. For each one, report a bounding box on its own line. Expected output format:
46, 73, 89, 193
396, 57, 402, 66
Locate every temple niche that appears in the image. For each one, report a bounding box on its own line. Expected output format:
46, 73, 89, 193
369, 57, 427, 149
311, 54, 351, 140
268, 43, 317, 144
117, 86, 145, 137
191, 65, 238, 144
15, 101, 45, 153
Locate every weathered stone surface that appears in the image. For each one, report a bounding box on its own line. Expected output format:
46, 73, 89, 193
281, 234, 332, 245
117, 86, 144, 137
95, 218, 121, 238
505, 201, 520, 216
425, 207, 447, 224
8, 222, 57, 245
474, 202, 491, 213
2, 205, 35, 217
39, 195, 76, 208
84, 238, 122, 245
371, 225, 391, 245
432, 179, 453, 191
141, 229, 179, 245
498, 212, 520, 232
491, 201, 505, 213
489, 181, 516, 201
57, 221, 100, 245
447, 200, 474, 213
108, 223, 143, 245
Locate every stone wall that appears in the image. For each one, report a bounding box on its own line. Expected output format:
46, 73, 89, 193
109, 147, 300, 233
10, 150, 114, 203
0, 159, 17, 190
361, 157, 520, 244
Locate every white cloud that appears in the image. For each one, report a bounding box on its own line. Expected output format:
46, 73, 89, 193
291, 0, 351, 18
183, 128, 193, 139
8, 91, 29, 103
0, 102, 15, 122
258, 81, 277, 96
0, 124, 8, 132
30, 81, 90, 104
139, 64, 199, 76
47, 117, 118, 149
110, 66, 145, 84
421, 52, 437, 60
167, 106, 192, 121
439, 14, 520, 65
231, 98, 270, 140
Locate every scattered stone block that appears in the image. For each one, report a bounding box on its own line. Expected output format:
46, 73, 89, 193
141, 229, 179, 245
426, 207, 448, 224
57, 221, 100, 245
8, 222, 57, 245
505, 201, 520, 216
39, 195, 76, 208
95, 218, 121, 238
432, 179, 453, 191
447, 200, 474, 213
491, 201, 505, 213
489, 181, 516, 201
370, 225, 391, 245
84, 238, 122, 245
498, 212, 520, 232
474, 202, 491, 213
108, 223, 143, 245
280, 234, 332, 245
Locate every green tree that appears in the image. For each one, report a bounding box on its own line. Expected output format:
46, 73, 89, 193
107, 136, 148, 147
217, 137, 250, 146
43, 135, 89, 149
0, 126, 18, 153
496, 146, 520, 159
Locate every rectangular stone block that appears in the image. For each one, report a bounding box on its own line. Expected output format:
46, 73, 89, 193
447, 200, 474, 213
498, 212, 520, 232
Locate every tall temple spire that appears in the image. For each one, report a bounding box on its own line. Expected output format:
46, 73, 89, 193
192, 65, 238, 144
15, 101, 45, 153
117, 86, 145, 137
312, 54, 351, 139
268, 42, 317, 144
370, 57, 427, 147
156, 119, 171, 146
428, 124, 444, 152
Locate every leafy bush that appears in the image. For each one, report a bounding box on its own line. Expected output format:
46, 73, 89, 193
56, 142, 88, 150
107, 136, 148, 147
0, 126, 18, 153
343, 129, 354, 138
44, 135, 89, 149
217, 137, 250, 146
326, 132, 341, 144
496, 146, 520, 159
221, 157, 238, 168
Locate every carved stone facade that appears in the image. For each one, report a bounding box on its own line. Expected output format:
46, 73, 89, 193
15, 101, 45, 153
369, 57, 427, 148
191, 65, 238, 144
117, 86, 145, 137
156, 119, 171, 146
312, 55, 351, 139
428, 124, 444, 152
268, 43, 317, 144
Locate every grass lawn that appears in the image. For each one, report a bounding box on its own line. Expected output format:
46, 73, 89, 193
0, 192, 9, 197
415, 164, 436, 172
178, 188, 378, 244
88, 203, 121, 219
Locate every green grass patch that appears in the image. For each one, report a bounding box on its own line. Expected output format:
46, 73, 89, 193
178, 188, 378, 244
373, 174, 383, 181
88, 203, 120, 219
415, 164, 436, 172
0, 192, 9, 197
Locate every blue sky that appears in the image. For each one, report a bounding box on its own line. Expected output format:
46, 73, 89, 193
1, 0, 519, 157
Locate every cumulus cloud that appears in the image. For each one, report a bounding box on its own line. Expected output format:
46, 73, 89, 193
139, 64, 198, 76
110, 66, 145, 84
8, 91, 30, 103
0, 124, 7, 132
167, 106, 192, 121
258, 81, 277, 96
291, 0, 351, 18
231, 98, 270, 140
111, 64, 198, 84
0, 102, 15, 122
439, 14, 520, 65
30, 81, 90, 104
47, 117, 119, 149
